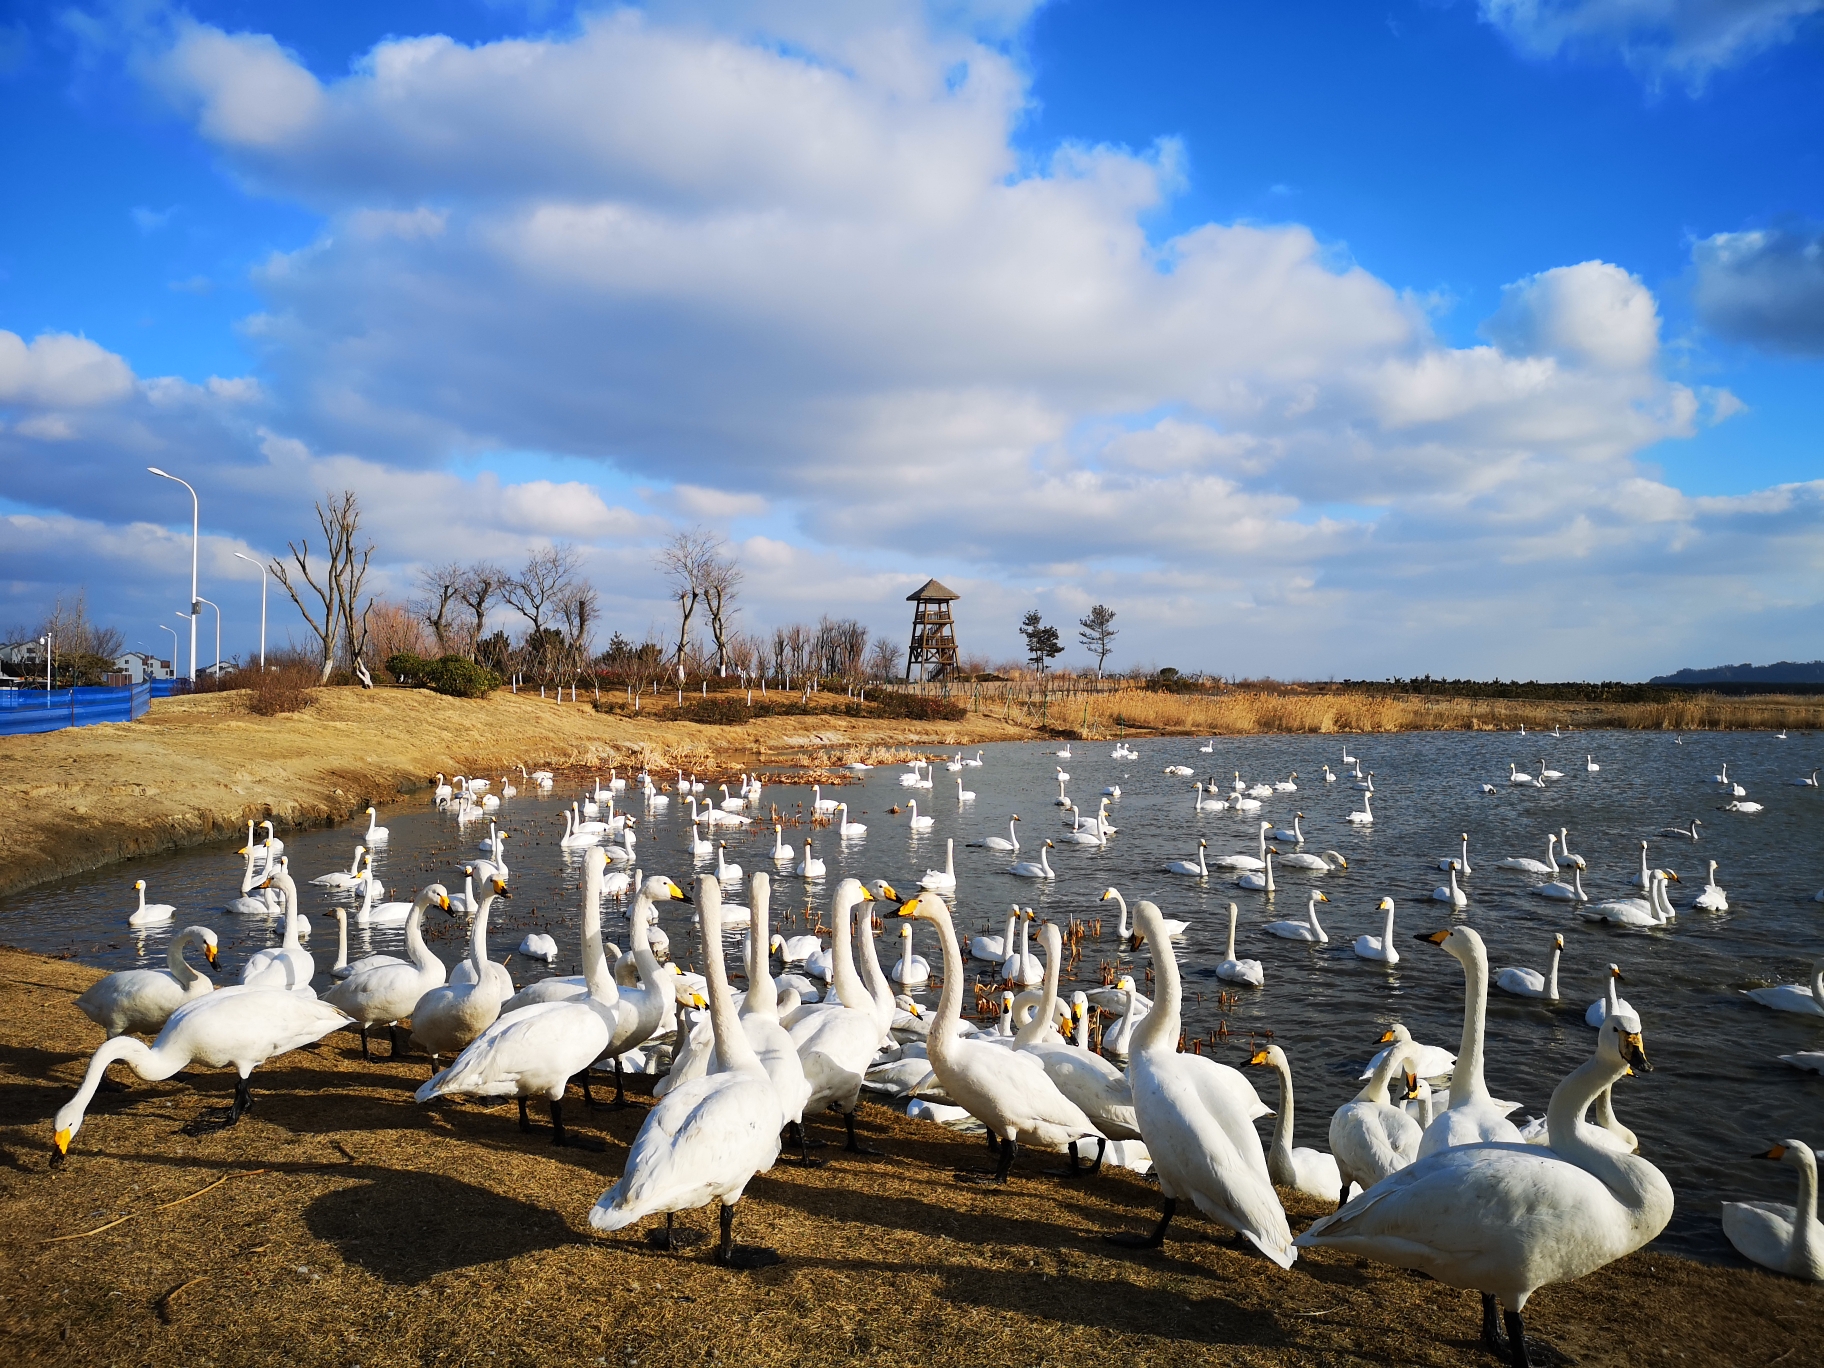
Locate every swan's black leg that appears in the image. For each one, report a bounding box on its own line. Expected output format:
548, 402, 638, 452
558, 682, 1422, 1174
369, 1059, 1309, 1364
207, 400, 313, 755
181, 1077, 253, 1136
994, 1136, 1017, 1182
1105, 1196, 1176, 1249
550, 1097, 605, 1151
714, 1201, 780, 1270
230, 1076, 254, 1123
518, 1098, 534, 1132
1503, 1309, 1531, 1368
646, 1210, 706, 1250
614, 1058, 626, 1107
1481, 1294, 1507, 1358
358, 1024, 372, 1062
388, 1024, 407, 1058
1043, 1139, 1087, 1178
986, 1125, 1001, 1153
1089, 1138, 1107, 1174
842, 1108, 881, 1157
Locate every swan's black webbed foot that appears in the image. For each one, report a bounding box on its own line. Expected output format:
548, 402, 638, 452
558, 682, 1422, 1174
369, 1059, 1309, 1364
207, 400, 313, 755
1104, 1197, 1175, 1250
1503, 1308, 1532, 1368
387, 1024, 408, 1058
518, 1098, 535, 1132
840, 1110, 881, 1157
783, 1123, 827, 1168
183, 1078, 254, 1136
647, 1213, 706, 1250
713, 1203, 780, 1270
547, 1099, 605, 1150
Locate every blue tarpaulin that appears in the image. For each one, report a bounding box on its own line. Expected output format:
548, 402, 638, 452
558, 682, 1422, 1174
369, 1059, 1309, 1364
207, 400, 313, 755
0, 683, 151, 736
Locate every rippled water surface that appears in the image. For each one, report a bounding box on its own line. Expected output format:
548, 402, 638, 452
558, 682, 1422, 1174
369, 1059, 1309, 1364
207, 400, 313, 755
7, 730, 1822, 1260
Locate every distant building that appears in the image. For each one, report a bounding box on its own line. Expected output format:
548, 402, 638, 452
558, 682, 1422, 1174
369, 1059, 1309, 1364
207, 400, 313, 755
0, 640, 47, 685
113, 651, 175, 684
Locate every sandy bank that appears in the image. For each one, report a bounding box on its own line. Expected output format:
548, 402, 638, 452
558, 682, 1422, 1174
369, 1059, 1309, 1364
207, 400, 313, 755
0, 688, 1032, 900
1, 946, 1812, 1368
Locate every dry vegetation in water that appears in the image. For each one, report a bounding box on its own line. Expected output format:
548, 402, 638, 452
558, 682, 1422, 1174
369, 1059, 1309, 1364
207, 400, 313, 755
1, 948, 1818, 1368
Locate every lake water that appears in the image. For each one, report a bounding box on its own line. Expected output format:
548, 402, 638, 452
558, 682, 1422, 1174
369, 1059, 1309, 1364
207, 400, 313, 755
6, 730, 1821, 1261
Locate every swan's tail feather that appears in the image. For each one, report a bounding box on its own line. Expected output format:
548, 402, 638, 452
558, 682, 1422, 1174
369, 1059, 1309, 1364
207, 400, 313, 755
1245, 1228, 1298, 1269
414, 1069, 452, 1103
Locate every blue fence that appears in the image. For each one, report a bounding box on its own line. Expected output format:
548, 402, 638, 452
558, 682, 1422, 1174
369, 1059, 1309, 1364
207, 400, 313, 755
0, 683, 152, 737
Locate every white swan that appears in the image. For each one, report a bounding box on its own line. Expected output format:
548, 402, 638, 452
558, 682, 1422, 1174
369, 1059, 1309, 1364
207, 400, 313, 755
1347, 791, 1374, 825
1587, 755, 1600, 771
311, 845, 367, 889
1792, 769, 1820, 787
1104, 886, 1189, 939
1430, 862, 1468, 907
1725, 799, 1766, 813
1555, 826, 1585, 868
1579, 870, 1676, 928
919, 837, 957, 892
1538, 758, 1564, 781
1658, 818, 1703, 840
787, 879, 890, 1154
1497, 832, 1558, 875
126, 879, 176, 928
1745, 958, 1824, 1017
560, 809, 601, 848
797, 840, 825, 879
1164, 839, 1210, 878
1301, 1014, 1671, 1365
1269, 812, 1304, 843
1106, 897, 1292, 1265
1508, 763, 1534, 785
1195, 783, 1227, 814
972, 816, 1021, 852
1413, 926, 1524, 1157
837, 803, 867, 837
956, 776, 976, 804
363, 805, 389, 844
1265, 891, 1328, 942
1002, 911, 1043, 985
1245, 1044, 1348, 1203
1234, 849, 1277, 893
1495, 934, 1563, 1001
75, 926, 218, 1038
1211, 821, 1269, 871
1277, 847, 1346, 873
1008, 841, 1056, 880
324, 885, 452, 1058
1361, 1023, 1455, 1082
328, 905, 404, 982
891, 921, 932, 988
715, 843, 744, 885
1583, 964, 1635, 1029
770, 824, 794, 864
445, 869, 516, 1005
1723, 1140, 1824, 1282
53, 986, 351, 1157
412, 880, 513, 1068
1215, 901, 1263, 986
1692, 859, 1729, 911
1352, 897, 1400, 963
519, 933, 558, 962
730, 872, 815, 1162
906, 799, 934, 832
971, 907, 1018, 962
1326, 1036, 1422, 1206
241, 866, 315, 995
1533, 865, 1588, 902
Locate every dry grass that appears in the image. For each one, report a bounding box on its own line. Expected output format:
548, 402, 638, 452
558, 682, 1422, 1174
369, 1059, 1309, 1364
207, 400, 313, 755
0, 687, 1031, 900
1058, 688, 1824, 738
2, 947, 1816, 1368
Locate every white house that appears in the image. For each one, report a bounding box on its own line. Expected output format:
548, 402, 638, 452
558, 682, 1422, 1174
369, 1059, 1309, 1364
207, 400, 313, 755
113, 651, 175, 683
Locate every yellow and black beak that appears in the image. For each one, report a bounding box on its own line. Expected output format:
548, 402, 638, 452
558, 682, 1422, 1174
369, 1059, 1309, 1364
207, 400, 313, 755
1759, 1144, 1788, 1161
204, 943, 219, 968
666, 879, 691, 904
1247, 1048, 1271, 1067
1403, 1068, 1420, 1100
1415, 929, 1452, 945
438, 894, 453, 912
859, 886, 877, 903
493, 879, 510, 895
1378, 1028, 1398, 1044
1618, 1031, 1651, 1073
54, 1127, 71, 1157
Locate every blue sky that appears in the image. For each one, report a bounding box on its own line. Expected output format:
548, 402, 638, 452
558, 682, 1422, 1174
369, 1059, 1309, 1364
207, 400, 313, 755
2, 1, 1821, 676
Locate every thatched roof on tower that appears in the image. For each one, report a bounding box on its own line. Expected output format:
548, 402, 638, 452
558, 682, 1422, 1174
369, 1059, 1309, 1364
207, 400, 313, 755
906, 578, 959, 602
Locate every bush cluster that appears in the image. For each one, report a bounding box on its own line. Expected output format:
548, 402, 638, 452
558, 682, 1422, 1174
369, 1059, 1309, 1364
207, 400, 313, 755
386, 653, 502, 699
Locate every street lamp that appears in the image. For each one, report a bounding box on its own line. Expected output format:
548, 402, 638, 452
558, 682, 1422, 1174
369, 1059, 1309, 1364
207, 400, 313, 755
39, 634, 50, 702
197, 596, 221, 678
174, 611, 196, 681
233, 552, 267, 670
158, 625, 179, 681
147, 467, 200, 682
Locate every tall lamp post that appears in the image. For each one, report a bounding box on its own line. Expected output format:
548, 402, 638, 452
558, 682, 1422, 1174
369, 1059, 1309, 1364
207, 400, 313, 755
197, 596, 221, 678
158, 625, 179, 681
40, 634, 51, 704
147, 467, 200, 682
174, 611, 196, 681
233, 551, 267, 670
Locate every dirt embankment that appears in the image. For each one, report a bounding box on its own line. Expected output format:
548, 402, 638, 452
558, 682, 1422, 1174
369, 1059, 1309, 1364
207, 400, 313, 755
0, 688, 1033, 900
1, 947, 1814, 1368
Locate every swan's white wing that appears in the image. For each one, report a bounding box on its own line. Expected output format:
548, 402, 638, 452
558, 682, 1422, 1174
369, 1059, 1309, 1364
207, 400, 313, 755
418, 1001, 608, 1101
591, 1071, 783, 1229
1720, 1201, 1799, 1275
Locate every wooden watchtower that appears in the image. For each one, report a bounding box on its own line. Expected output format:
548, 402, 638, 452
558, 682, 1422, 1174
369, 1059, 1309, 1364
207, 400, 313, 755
905, 579, 960, 681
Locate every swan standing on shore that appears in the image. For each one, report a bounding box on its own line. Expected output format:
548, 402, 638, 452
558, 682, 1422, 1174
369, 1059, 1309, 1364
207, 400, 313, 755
1104, 897, 1292, 1266
1297, 1013, 1672, 1368
412, 877, 513, 1070
75, 926, 218, 1039
324, 885, 453, 1058
1327, 1036, 1420, 1206
788, 879, 890, 1153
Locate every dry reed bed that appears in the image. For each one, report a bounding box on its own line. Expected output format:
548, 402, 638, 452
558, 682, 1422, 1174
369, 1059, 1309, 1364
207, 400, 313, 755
2, 947, 1815, 1368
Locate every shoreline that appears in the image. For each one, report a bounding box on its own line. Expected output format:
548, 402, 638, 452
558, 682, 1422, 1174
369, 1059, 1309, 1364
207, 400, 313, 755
1, 944, 1812, 1367
4, 683, 1820, 903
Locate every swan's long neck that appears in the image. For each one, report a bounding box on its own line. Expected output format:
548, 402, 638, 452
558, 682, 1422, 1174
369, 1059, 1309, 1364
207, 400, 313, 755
923, 903, 968, 1069
1460, 836, 1471, 873
698, 876, 762, 1075
1543, 1047, 1645, 1187
1018, 915, 1031, 962
945, 839, 954, 877
742, 872, 777, 1022
1790, 1146, 1822, 1271
277, 875, 302, 951
1000, 908, 1018, 950
1008, 820, 1019, 851
1449, 866, 1461, 898
1639, 842, 1649, 881
1448, 931, 1494, 1108
63, 1036, 169, 1133
1380, 901, 1396, 946
1307, 894, 1325, 937
1017, 923, 1061, 1046
853, 900, 893, 1031
1256, 824, 1267, 860
165, 928, 200, 985
1268, 1053, 1296, 1176
1573, 867, 1586, 899
1132, 904, 1181, 1054
1041, 845, 1053, 876
468, 890, 494, 976
827, 883, 869, 1012
1355, 1040, 1413, 1104
1225, 901, 1238, 961
1547, 942, 1561, 1000
333, 909, 349, 972
405, 893, 440, 975
1113, 894, 1131, 940
1263, 850, 1273, 890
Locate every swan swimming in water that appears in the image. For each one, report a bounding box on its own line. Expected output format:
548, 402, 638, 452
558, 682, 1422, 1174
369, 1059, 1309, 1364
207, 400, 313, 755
1744, 958, 1824, 1017
1352, 898, 1400, 964
1265, 891, 1328, 943
1722, 1140, 1824, 1283
1495, 934, 1563, 1001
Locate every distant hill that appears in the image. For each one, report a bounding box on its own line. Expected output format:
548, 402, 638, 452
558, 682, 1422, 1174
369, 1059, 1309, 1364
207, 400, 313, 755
1649, 661, 1824, 685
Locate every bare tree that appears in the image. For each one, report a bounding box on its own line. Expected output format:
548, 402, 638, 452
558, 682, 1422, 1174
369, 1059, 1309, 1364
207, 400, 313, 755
500, 545, 583, 682
865, 636, 900, 681
656, 529, 722, 679
454, 562, 504, 663
272, 491, 375, 685
558, 581, 600, 681
1078, 603, 1119, 677
702, 550, 743, 676
413, 562, 465, 654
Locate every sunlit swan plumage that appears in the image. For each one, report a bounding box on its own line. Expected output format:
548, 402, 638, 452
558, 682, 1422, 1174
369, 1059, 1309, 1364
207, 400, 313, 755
1722, 1141, 1824, 1282
1264, 891, 1329, 942
1353, 897, 1400, 964
1495, 934, 1563, 1001
1413, 926, 1523, 1158
1215, 901, 1263, 986
1744, 958, 1824, 1017
75, 925, 218, 1037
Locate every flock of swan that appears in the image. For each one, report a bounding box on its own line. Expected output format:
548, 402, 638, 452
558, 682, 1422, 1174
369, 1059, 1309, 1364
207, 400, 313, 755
44, 743, 1824, 1366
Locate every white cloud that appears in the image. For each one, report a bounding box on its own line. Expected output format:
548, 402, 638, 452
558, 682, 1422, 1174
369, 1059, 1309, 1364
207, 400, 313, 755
1692, 224, 1824, 356
6, 3, 1819, 678
0, 330, 137, 408
1479, 0, 1824, 88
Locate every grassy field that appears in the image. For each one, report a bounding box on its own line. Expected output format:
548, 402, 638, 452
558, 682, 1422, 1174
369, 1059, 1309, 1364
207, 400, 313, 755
2, 946, 1816, 1368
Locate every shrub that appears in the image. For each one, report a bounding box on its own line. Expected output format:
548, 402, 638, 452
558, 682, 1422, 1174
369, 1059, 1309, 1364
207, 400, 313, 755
387, 653, 501, 699
871, 691, 968, 722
